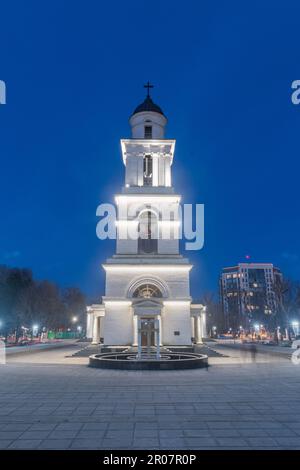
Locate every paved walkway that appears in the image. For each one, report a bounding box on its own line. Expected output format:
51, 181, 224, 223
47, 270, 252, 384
0, 343, 300, 449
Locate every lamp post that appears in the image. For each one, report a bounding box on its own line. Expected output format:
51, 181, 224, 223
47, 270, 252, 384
32, 325, 39, 338
71, 316, 78, 337
292, 321, 299, 337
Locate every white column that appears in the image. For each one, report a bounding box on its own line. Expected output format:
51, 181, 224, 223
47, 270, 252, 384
86, 313, 92, 339
132, 314, 138, 346
196, 316, 202, 344
153, 155, 159, 186
92, 316, 100, 345
137, 318, 142, 359
158, 315, 162, 346
201, 310, 207, 339
191, 316, 195, 343
155, 318, 160, 359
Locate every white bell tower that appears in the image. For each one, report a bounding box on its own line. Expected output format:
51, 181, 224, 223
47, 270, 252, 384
87, 84, 207, 347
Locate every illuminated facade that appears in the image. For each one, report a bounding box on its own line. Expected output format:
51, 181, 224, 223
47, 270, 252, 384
87, 89, 206, 346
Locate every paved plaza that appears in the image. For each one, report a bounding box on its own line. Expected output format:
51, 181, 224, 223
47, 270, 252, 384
0, 342, 300, 450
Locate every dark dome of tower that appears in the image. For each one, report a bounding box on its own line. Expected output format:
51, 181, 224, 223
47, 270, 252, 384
132, 95, 164, 116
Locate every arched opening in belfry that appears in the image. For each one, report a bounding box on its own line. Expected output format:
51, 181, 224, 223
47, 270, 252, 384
138, 210, 158, 254
143, 154, 153, 186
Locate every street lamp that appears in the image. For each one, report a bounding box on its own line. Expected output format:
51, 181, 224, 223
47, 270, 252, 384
32, 325, 39, 337
291, 321, 299, 337
72, 316, 78, 323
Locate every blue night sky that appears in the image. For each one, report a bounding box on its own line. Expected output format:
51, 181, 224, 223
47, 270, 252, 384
1, 1, 300, 300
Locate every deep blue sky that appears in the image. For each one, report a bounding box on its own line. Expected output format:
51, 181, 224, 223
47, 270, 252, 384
1, 1, 300, 300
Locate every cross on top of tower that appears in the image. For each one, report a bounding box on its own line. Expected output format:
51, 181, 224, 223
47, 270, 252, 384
144, 81, 154, 97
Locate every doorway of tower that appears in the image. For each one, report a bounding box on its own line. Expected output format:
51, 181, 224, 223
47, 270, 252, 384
140, 317, 155, 347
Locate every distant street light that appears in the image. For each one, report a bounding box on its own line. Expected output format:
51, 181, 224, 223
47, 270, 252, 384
72, 316, 78, 323
292, 321, 299, 336
32, 325, 39, 337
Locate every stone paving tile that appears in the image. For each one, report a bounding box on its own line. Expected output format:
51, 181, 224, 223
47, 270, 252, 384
159, 430, 184, 438
206, 422, 235, 429
184, 437, 217, 447
0, 431, 23, 439
70, 439, 102, 449
76, 430, 105, 439
135, 422, 159, 429
48, 430, 79, 439
245, 437, 278, 447
38, 439, 73, 449
133, 438, 160, 448
82, 422, 108, 430
105, 430, 134, 439
216, 437, 248, 447
274, 437, 300, 447
160, 438, 186, 449
101, 439, 133, 449
55, 422, 83, 431
20, 431, 51, 439
209, 429, 242, 438
28, 423, 58, 431
183, 429, 212, 437
2, 423, 31, 431
8, 439, 42, 449
0, 440, 13, 449
238, 429, 268, 437
108, 422, 134, 430
266, 428, 298, 437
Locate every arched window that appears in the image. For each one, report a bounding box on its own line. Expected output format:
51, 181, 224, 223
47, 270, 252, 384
138, 211, 158, 254
143, 155, 153, 186
132, 284, 162, 299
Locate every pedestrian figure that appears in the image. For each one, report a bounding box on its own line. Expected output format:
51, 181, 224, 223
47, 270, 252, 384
250, 344, 257, 363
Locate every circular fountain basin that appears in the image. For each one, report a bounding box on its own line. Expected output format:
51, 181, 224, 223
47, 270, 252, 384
89, 352, 208, 370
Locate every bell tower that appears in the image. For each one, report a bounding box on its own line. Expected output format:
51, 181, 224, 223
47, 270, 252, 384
86, 85, 207, 347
